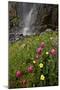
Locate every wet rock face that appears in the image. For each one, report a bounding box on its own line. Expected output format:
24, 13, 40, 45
35, 4, 58, 30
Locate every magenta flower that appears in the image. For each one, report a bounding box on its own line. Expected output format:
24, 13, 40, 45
27, 65, 33, 73
36, 47, 42, 55
16, 71, 23, 78
50, 48, 57, 56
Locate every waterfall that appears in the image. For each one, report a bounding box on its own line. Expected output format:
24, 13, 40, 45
22, 4, 37, 36
23, 8, 34, 36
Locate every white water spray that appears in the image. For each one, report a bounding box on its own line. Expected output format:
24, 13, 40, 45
23, 8, 34, 36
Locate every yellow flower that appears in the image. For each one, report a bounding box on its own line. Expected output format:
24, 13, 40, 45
33, 60, 36, 64
39, 63, 43, 68
40, 75, 45, 80
46, 52, 49, 55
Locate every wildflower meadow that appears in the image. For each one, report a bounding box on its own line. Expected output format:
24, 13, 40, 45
9, 31, 58, 88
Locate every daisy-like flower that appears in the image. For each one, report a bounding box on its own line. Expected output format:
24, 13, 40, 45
46, 51, 49, 55
39, 63, 43, 68
40, 75, 45, 80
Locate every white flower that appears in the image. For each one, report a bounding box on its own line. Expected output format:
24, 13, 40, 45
33, 60, 36, 64
46, 52, 49, 55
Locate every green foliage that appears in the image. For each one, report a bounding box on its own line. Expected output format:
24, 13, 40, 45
9, 31, 58, 88
9, 16, 20, 29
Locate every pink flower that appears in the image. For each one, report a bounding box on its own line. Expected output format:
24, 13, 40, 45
16, 71, 23, 78
40, 42, 45, 48
50, 48, 56, 56
36, 47, 42, 55
27, 65, 33, 73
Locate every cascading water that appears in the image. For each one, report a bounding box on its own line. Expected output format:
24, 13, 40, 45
23, 8, 34, 36
22, 4, 37, 36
